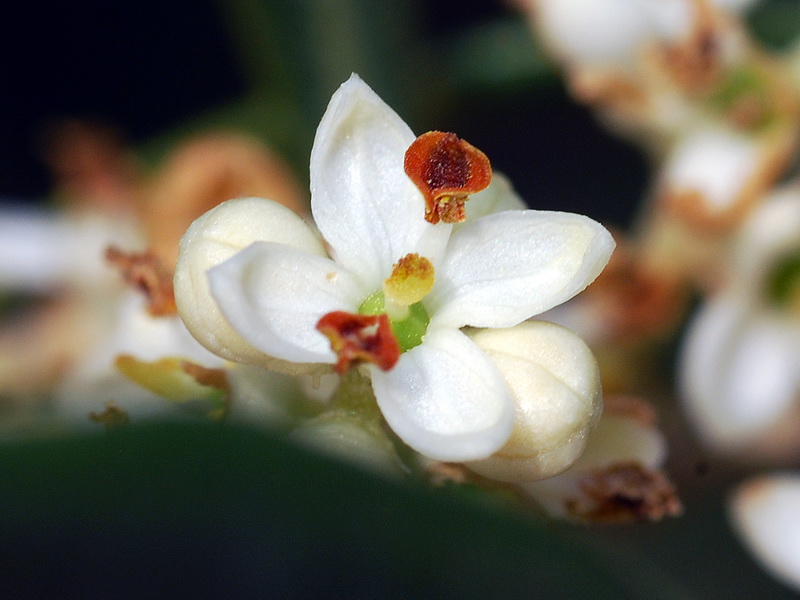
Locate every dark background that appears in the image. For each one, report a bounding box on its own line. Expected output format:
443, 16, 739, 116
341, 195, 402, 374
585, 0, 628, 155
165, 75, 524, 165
0, 0, 647, 228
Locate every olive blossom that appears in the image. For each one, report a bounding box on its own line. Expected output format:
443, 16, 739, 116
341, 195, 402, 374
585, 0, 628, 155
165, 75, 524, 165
175, 74, 614, 464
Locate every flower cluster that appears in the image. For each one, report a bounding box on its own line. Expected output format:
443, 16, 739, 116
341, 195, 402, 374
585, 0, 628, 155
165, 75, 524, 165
518, 0, 800, 586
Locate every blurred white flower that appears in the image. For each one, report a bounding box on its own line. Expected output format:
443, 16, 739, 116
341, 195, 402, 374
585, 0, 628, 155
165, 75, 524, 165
680, 185, 800, 457
730, 473, 800, 592
175, 74, 614, 464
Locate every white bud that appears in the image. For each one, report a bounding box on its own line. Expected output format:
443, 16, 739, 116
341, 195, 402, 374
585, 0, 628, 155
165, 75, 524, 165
465, 321, 602, 482
174, 197, 326, 372
520, 397, 668, 518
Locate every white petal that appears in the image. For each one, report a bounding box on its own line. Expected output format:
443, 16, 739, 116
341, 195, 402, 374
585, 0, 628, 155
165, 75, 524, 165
209, 242, 365, 365
730, 474, 800, 593
457, 173, 527, 228
465, 321, 602, 481
310, 74, 450, 286
569, 409, 665, 472
680, 295, 800, 453
369, 327, 514, 462
175, 197, 326, 367
429, 210, 614, 329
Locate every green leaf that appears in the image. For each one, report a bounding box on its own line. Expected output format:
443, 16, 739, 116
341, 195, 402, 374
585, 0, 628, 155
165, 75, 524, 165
0, 422, 687, 598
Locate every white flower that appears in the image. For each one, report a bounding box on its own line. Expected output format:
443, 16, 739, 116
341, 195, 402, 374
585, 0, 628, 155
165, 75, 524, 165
730, 473, 800, 593
679, 185, 800, 457
175, 74, 614, 463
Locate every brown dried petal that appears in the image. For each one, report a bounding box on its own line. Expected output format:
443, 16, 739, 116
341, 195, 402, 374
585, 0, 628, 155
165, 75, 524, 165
317, 311, 400, 374
566, 462, 683, 523
404, 131, 492, 224
105, 246, 177, 317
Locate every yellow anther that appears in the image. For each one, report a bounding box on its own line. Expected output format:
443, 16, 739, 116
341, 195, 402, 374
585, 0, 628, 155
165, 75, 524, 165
383, 253, 435, 307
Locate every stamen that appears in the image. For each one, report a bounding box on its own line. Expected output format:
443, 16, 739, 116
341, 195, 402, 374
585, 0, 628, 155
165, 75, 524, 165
404, 131, 492, 224
106, 246, 177, 317
317, 311, 401, 374
383, 253, 435, 308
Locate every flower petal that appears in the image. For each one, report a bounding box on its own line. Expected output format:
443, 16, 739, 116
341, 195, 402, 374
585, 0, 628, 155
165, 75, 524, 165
465, 321, 602, 482
175, 197, 325, 367
429, 210, 615, 329
208, 241, 365, 365
310, 74, 450, 286
369, 327, 514, 462
457, 173, 527, 228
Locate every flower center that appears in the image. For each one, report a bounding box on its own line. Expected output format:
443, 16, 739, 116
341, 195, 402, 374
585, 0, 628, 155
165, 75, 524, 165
316, 257, 434, 373
404, 131, 492, 225
357, 253, 435, 353
359, 291, 430, 353
317, 312, 401, 374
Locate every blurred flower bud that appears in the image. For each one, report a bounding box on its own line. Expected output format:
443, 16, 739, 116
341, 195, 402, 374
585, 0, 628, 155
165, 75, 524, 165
680, 185, 800, 459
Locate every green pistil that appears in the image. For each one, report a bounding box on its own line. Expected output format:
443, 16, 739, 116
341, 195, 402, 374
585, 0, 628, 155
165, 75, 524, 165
359, 291, 430, 352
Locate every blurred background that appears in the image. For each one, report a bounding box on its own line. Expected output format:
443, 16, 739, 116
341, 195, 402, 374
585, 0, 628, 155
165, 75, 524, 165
2, 0, 800, 598
0, 0, 650, 227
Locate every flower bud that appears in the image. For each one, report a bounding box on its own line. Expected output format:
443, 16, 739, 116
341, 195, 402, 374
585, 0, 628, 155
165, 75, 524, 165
174, 197, 326, 373
465, 321, 602, 482
520, 395, 679, 521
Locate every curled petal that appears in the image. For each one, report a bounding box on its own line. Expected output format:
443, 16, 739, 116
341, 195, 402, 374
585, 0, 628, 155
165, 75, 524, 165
465, 321, 602, 482
369, 327, 514, 462
429, 210, 615, 329
310, 74, 450, 286
404, 131, 492, 225
208, 242, 365, 366
317, 311, 400, 373
174, 197, 325, 368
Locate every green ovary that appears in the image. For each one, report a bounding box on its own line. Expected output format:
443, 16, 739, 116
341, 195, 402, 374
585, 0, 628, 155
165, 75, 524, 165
359, 291, 430, 352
